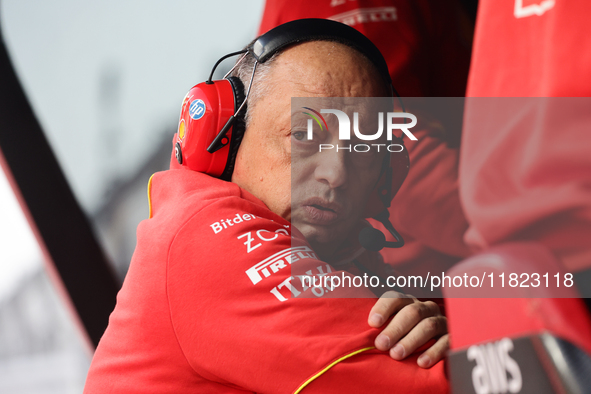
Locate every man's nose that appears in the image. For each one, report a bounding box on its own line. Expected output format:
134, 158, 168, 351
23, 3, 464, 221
314, 150, 348, 189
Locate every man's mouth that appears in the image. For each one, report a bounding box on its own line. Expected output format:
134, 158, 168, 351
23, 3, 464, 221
310, 204, 336, 213
301, 198, 342, 225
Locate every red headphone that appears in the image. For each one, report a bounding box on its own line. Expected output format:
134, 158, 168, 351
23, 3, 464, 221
174, 74, 245, 180
174, 19, 410, 246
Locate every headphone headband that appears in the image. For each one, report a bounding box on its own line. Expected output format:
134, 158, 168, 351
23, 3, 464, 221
250, 19, 392, 87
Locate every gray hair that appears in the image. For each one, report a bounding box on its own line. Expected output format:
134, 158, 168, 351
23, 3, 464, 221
229, 39, 389, 127
230, 48, 279, 128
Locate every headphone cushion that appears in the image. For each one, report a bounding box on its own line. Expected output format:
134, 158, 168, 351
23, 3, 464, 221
219, 76, 246, 181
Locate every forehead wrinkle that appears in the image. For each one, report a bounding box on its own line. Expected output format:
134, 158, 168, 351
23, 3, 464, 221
288, 77, 374, 99
289, 78, 335, 96
273, 41, 386, 98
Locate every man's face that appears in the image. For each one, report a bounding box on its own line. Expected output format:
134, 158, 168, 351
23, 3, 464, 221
232, 41, 388, 258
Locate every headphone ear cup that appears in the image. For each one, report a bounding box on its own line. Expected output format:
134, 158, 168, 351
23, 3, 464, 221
219, 76, 247, 181
175, 79, 239, 177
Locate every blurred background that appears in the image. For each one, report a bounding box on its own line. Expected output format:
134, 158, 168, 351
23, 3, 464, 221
0, 1, 264, 392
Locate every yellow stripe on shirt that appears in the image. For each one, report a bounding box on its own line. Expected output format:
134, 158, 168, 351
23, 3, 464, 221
293, 347, 376, 393
147, 174, 155, 219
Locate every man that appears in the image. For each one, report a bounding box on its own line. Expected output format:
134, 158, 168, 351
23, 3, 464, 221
84, 22, 449, 393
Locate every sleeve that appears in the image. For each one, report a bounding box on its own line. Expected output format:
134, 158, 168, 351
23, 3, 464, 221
460, 98, 591, 272
166, 196, 449, 393
257, 0, 288, 35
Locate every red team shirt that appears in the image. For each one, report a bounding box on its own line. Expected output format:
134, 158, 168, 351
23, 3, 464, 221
83, 169, 448, 393
461, 0, 591, 271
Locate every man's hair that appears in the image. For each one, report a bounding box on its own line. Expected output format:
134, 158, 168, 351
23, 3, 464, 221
230, 39, 388, 128
230, 42, 279, 128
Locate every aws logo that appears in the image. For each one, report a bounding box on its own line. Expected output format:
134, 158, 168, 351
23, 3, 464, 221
468, 338, 523, 394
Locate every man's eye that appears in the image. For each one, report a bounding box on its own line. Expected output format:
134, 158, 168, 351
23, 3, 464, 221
292, 131, 306, 141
